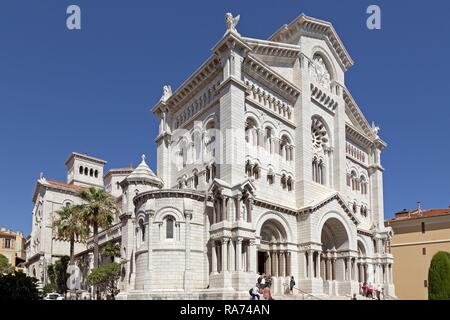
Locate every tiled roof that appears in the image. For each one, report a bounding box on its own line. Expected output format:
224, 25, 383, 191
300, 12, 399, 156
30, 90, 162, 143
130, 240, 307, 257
45, 180, 86, 192
387, 208, 450, 223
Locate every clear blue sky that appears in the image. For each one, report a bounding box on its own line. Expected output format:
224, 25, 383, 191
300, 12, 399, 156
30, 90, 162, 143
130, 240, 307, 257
1, 0, 449, 235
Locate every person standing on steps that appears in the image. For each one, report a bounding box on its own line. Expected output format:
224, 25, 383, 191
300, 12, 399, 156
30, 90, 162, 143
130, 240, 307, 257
289, 276, 296, 295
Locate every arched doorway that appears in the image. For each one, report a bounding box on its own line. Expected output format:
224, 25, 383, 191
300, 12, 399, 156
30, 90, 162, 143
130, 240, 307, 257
257, 219, 290, 277
319, 217, 351, 294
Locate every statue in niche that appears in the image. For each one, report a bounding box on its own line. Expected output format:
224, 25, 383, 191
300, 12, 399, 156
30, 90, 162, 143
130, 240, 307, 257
311, 55, 331, 89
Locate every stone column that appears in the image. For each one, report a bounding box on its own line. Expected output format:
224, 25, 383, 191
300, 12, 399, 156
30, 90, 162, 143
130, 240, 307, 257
184, 210, 193, 291
247, 198, 254, 223
346, 258, 351, 281
229, 239, 235, 271
212, 199, 216, 225
308, 250, 314, 279
316, 252, 321, 279
273, 251, 278, 277
267, 252, 272, 275
222, 197, 228, 221
285, 251, 290, 277
279, 252, 285, 277
147, 211, 155, 271
236, 238, 242, 272
211, 242, 218, 274
326, 258, 331, 281
249, 239, 256, 273
221, 238, 228, 273
235, 196, 241, 221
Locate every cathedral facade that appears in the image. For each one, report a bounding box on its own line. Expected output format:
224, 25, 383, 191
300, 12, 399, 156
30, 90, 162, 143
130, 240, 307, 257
26, 12, 395, 299
118, 13, 395, 299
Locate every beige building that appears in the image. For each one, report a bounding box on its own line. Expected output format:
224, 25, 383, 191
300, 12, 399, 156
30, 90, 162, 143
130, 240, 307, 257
0, 228, 26, 271
386, 208, 450, 300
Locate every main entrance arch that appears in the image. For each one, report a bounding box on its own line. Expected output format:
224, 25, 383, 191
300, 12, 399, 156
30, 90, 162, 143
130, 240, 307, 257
256, 217, 291, 278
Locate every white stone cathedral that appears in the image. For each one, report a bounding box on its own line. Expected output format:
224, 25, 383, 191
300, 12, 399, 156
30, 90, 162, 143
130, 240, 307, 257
26, 12, 395, 299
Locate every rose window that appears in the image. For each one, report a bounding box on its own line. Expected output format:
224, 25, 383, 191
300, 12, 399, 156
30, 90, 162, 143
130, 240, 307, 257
311, 118, 328, 149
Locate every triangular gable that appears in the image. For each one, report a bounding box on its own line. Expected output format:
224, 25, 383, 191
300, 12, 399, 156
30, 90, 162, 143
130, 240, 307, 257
299, 192, 360, 226
268, 13, 353, 71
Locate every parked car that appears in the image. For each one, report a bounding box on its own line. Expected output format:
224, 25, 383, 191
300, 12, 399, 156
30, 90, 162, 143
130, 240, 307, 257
44, 293, 65, 300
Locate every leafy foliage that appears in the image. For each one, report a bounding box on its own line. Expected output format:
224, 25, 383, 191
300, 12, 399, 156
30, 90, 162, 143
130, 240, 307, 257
0, 271, 41, 300
47, 256, 70, 294
54, 204, 89, 263
428, 251, 450, 300
0, 254, 14, 274
87, 262, 121, 299
102, 242, 120, 260
42, 283, 58, 294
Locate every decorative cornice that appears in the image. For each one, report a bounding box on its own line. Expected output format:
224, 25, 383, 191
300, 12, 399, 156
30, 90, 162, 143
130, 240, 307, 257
243, 37, 301, 59
151, 56, 221, 114
268, 13, 353, 70
343, 87, 376, 139
243, 54, 301, 103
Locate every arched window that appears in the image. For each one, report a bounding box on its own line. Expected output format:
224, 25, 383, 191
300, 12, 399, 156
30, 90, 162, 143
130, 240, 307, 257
245, 118, 258, 146
193, 171, 199, 189
94, 170, 99, 178
166, 217, 174, 239
253, 164, 260, 180
179, 141, 188, 168
360, 176, 367, 195
89, 168, 94, 177
139, 219, 145, 243
116, 182, 120, 190
312, 158, 318, 182
287, 177, 293, 191
265, 127, 273, 154
267, 172, 274, 185
280, 135, 292, 161
79, 166, 84, 174
281, 174, 287, 189
318, 160, 325, 185
353, 202, 357, 214
245, 161, 252, 177
84, 167, 88, 175
351, 171, 357, 191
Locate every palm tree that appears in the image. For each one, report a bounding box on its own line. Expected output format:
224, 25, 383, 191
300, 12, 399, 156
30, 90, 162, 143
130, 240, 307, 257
102, 242, 120, 263
77, 187, 119, 299
54, 204, 88, 298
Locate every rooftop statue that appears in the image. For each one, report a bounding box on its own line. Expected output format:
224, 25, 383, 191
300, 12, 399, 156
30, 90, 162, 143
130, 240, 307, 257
225, 12, 240, 35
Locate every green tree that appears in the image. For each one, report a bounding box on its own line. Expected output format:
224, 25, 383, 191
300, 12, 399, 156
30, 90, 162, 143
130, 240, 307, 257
54, 204, 88, 267
0, 254, 14, 274
54, 204, 88, 298
87, 262, 121, 300
54, 256, 70, 294
428, 251, 450, 300
102, 242, 120, 262
46, 256, 70, 294
0, 271, 41, 301
77, 187, 119, 299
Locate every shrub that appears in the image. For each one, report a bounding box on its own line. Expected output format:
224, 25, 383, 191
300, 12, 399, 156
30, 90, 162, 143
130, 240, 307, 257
0, 271, 41, 300
87, 262, 121, 299
428, 251, 450, 300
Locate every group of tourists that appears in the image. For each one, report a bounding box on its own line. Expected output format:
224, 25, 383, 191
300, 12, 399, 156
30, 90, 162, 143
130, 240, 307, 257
249, 273, 298, 300
359, 282, 384, 300
249, 273, 274, 300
